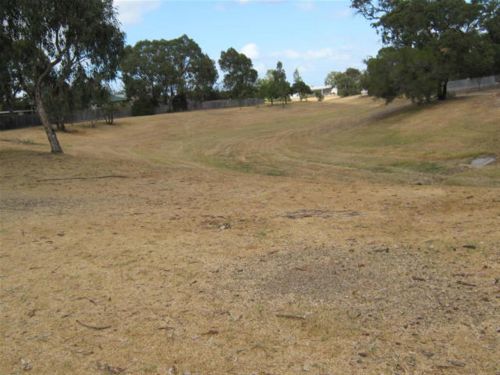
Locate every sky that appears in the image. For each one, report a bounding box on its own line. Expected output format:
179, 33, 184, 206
114, 0, 383, 87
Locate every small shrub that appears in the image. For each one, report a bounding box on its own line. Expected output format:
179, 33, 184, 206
131, 97, 155, 116
315, 91, 324, 102
172, 94, 188, 112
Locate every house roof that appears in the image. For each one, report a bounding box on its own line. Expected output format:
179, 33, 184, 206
311, 85, 333, 91
110, 94, 127, 103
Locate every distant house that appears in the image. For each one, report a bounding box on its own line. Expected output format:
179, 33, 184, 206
109, 93, 127, 103
311, 85, 336, 96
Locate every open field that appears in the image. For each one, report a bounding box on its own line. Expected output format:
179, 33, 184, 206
1, 91, 499, 374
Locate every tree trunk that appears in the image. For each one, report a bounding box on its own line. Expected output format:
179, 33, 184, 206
437, 80, 448, 101
56, 120, 66, 132
35, 86, 63, 154
35, 86, 63, 153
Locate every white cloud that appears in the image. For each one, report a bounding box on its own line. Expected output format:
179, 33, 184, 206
114, 0, 161, 26
333, 8, 353, 19
237, 0, 285, 4
272, 47, 351, 61
297, 0, 315, 11
296, 64, 311, 73
254, 62, 267, 75
240, 43, 260, 59
214, 2, 227, 11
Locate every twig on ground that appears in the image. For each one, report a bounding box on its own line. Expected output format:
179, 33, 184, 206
37, 175, 128, 182
76, 320, 111, 330
276, 313, 306, 320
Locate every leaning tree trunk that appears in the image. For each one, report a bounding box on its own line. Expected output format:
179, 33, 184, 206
437, 80, 448, 101
35, 86, 63, 153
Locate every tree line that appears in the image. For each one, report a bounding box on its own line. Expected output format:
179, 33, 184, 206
1, 0, 498, 153
1, 0, 314, 152
122, 42, 315, 115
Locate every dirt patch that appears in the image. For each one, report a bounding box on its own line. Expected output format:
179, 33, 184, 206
261, 245, 497, 326
0, 197, 84, 212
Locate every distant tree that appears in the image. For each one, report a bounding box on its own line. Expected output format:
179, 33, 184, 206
257, 62, 291, 106
43, 71, 113, 130
2, 0, 124, 153
257, 76, 275, 105
190, 55, 220, 102
352, 0, 498, 102
291, 69, 312, 101
169, 35, 218, 102
0, 20, 18, 112
481, 1, 500, 72
122, 35, 217, 112
219, 48, 258, 101
315, 91, 325, 102
324, 71, 340, 88
272, 62, 292, 106
324, 68, 362, 97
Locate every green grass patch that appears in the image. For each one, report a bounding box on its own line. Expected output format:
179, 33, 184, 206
389, 160, 446, 174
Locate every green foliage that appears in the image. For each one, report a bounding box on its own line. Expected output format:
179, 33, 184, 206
291, 69, 313, 100
324, 68, 363, 97
258, 62, 291, 105
3, 0, 124, 93
365, 47, 440, 104
273, 62, 291, 104
121, 35, 218, 111
219, 48, 258, 100
352, 0, 499, 102
1, 0, 124, 150
131, 97, 156, 116
315, 91, 325, 102
324, 71, 340, 88
257, 78, 273, 103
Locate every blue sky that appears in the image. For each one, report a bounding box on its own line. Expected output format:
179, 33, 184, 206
114, 0, 383, 87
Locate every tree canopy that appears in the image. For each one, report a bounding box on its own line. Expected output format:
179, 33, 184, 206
219, 48, 258, 100
353, 0, 499, 103
325, 68, 363, 97
258, 62, 292, 106
291, 69, 312, 101
2, 0, 124, 152
121, 35, 218, 114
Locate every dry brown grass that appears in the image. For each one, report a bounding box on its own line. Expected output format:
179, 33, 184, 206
1, 91, 499, 374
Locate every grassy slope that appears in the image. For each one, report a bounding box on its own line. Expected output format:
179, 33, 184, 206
3, 90, 498, 185
119, 91, 500, 185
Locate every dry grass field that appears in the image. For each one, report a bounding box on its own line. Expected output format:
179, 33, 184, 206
1, 91, 499, 374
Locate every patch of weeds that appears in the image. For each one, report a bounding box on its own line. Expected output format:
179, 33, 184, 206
256, 229, 268, 239
205, 156, 254, 173
18, 138, 36, 145
263, 168, 286, 176
142, 364, 158, 373
390, 160, 446, 174
0, 137, 41, 145
368, 165, 393, 173
255, 304, 265, 315
439, 151, 493, 161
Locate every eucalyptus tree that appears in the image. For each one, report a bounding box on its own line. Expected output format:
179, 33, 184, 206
2, 0, 124, 152
291, 69, 312, 101
324, 68, 362, 97
219, 48, 258, 100
352, 0, 498, 102
121, 35, 217, 113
